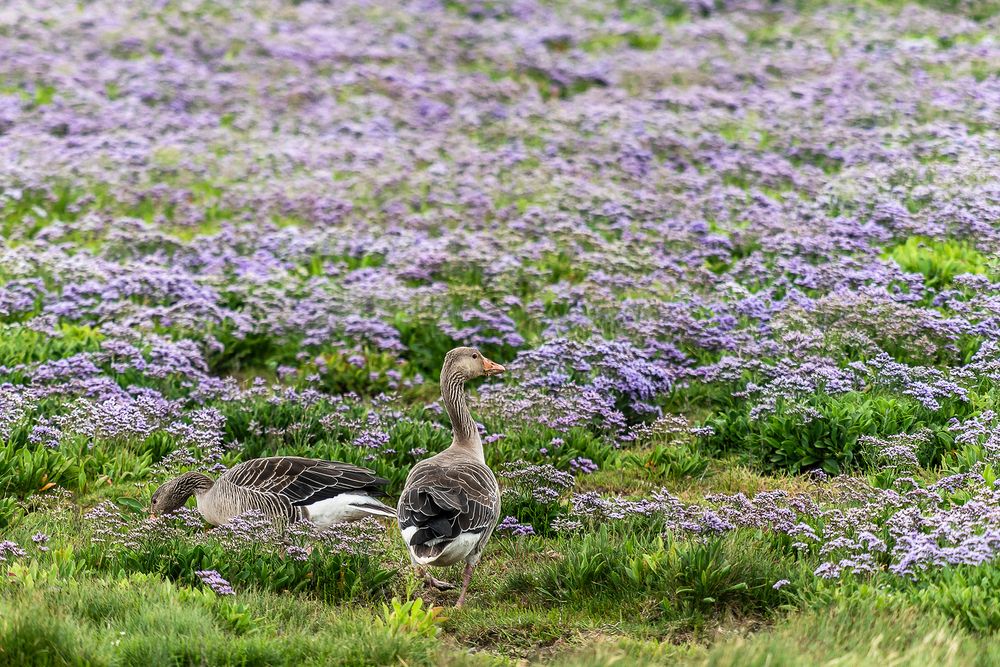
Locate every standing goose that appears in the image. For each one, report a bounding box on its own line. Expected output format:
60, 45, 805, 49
150, 456, 396, 526
397, 347, 505, 608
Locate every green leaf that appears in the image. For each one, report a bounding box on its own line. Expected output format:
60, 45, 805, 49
117, 497, 147, 515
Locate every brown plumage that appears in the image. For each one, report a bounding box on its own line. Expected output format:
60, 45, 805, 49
397, 347, 505, 607
150, 456, 395, 527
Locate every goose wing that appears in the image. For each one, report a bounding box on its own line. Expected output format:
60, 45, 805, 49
398, 461, 500, 548
221, 456, 389, 507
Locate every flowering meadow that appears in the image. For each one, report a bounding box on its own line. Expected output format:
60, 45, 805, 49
1, 0, 1000, 664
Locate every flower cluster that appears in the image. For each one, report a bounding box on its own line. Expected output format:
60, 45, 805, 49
496, 516, 536, 537
499, 461, 575, 504
0, 540, 27, 562
195, 570, 235, 596
858, 430, 932, 471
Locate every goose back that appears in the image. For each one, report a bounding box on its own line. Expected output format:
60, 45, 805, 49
397, 450, 501, 567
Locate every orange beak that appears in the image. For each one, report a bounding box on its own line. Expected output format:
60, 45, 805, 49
482, 356, 505, 376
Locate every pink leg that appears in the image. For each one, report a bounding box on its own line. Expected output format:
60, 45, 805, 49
455, 562, 475, 608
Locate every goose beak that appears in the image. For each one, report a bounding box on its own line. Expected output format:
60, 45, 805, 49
482, 357, 505, 376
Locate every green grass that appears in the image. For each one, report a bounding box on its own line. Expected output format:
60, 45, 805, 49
0, 575, 470, 667
691, 599, 1000, 667
5, 443, 998, 666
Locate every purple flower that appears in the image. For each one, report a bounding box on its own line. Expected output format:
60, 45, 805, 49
284, 545, 310, 561
195, 570, 235, 596
0, 541, 27, 562
31, 533, 50, 552
496, 516, 535, 537
569, 457, 598, 474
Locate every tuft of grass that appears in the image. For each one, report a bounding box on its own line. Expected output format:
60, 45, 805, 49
691, 598, 1000, 667
0, 575, 465, 667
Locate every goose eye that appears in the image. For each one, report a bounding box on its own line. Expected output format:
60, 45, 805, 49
472, 354, 478, 359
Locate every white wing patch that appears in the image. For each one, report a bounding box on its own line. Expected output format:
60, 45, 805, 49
304, 493, 395, 527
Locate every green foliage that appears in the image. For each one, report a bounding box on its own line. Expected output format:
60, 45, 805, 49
0, 441, 75, 498
79, 536, 396, 603
377, 597, 447, 638
705, 392, 961, 474
519, 526, 653, 603
312, 350, 404, 396
0, 598, 101, 667
0, 496, 23, 529
912, 566, 1000, 634
6, 547, 88, 592
513, 528, 796, 626
906, 0, 1000, 21
0, 575, 455, 667
579, 32, 663, 52
393, 313, 457, 380
206, 327, 297, 374
0, 323, 103, 361
670, 539, 751, 610
218, 395, 360, 460
693, 595, 1000, 667
486, 426, 615, 470
663, 532, 795, 621
887, 236, 991, 290
625, 442, 710, 481
941, 443, 990, 474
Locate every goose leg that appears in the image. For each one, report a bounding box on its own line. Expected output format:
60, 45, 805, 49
455, 562, 475, 608
417, 567, 456, 590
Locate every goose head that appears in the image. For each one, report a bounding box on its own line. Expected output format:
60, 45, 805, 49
150, 471, 213, 517
442, 347, 505, 382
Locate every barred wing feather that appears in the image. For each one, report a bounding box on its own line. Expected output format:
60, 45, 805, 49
220, 456, 389, 507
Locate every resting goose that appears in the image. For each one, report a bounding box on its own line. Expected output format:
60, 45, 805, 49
397, 346, 505, 607
150, 456, 396, 526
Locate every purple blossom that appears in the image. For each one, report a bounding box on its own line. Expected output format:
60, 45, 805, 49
195, 570, 235, 596
0, 541, 27, 562
31, 533, 50, 552
496, 516, 535, 537
569, 457, 598, 474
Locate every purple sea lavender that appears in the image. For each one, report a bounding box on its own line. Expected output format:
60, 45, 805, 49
858, 429, 930, 470
195, 570, 235, 596
0, 540, 27, 562
499, 460, 575, 504
28, 417, 62, 449
496, 516, 536, 537
31, 533, 49, 552
568, 457, 598, 474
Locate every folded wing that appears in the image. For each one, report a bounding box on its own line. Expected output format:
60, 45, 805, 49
221, 456, 389, 507
398, 461, 500, 560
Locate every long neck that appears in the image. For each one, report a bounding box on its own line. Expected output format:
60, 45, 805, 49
179, 471, 214, 497
441, 367, 483, 461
